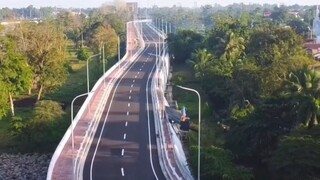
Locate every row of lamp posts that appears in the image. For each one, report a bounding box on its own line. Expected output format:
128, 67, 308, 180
71, 30, 124, 179
71, 20, 202, 180
154, 17, 202, 180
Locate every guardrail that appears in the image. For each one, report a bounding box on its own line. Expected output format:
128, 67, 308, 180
73, 21, 147, 180
47, 20, 192, 180
149, 22, 194, 180
46, 21, 144, 180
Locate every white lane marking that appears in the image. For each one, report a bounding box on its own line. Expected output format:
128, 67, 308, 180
123, 133, 127, 140
121, 168, 124, 176
131, 84, 134, 88
130, 90, 132, 93
138, 72, 140, 74
135, 75, 137, 78
145, 49, 160, 180
125, 121, 128, 127
133, 80, 135, 83
140, 68, 142, 71
127, 111, 129, 116
128, 103, 130, 107
129, 96, 131, 100
121, 149, 124, 156
89, 43, 152, 180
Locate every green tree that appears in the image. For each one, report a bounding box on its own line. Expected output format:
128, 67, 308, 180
90, 23, 118, 59
283, 68, 320, 128
287, 19, 309, 36
56, 12, 84, 48
15, 22, 68, 101
226, 95, 297, 162
76, 48, 90, 61
167, 30, 203, 64
0, 37, 32, 117
189, 146, 253, 179
0, 81, 9, 119
270, 6, 288, 24
270, 133, 320, 180
18, 100, 66, 152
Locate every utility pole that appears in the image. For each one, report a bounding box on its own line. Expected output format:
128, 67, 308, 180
161, 19, 164, 32
118, 36, 121, 69
165, 21, 168, 35
102, 45, 105, 87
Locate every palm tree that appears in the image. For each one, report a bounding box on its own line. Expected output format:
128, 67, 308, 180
189, 49, 214, 80
284, 67, 320, 128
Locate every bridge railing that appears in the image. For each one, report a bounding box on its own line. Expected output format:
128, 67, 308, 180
148, 22, 194, 180
47, 21, 145, 180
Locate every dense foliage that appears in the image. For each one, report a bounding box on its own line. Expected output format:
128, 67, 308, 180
0, 2, 130, 153
167, 8, 319, 179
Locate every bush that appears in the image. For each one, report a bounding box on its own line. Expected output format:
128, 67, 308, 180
189, 145, 253, 179
9, 116, 25, 136
76, 48, 89, 61
15, 100, 68, 152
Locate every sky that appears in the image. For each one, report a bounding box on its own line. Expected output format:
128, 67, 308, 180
0, 0, 319, 9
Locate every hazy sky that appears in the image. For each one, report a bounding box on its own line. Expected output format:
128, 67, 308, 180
0, 0, 319, 9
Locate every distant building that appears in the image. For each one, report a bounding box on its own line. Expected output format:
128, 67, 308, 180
126, 2, 138, 20
0, 21, 21, 36
263, 11, 272, 18
288, 11, 300, 18
313, 5, 320, 43
304, 43, 320, 60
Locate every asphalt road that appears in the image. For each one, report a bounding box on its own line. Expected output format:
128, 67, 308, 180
83, 23, 166, 180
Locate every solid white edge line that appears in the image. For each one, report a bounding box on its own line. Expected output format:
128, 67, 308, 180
89, 43, 152, 180
145, 44, 160, 180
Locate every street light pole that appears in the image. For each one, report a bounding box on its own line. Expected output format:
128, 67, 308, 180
86, 54, 100, 94
176, 85, 201, 180
118, 36, 121, 69
102, 45, 106, 87
71, 92, 89, 180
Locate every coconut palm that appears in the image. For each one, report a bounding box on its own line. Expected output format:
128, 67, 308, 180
284, 67, 320, 128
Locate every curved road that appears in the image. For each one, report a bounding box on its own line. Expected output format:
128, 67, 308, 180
83, 23, 166, 180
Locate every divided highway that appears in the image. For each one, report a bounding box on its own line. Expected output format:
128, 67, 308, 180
83, 23, 166, 179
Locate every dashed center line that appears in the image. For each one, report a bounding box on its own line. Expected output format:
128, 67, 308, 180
123, 133, 127, 140
135, 75, 137, 78
125, 121, 128, 127
131, 84, 134, 88
130, 90, 132, 93
133, 80, 135, 83
121, 168, 125, 176
128, 103, 130, 107
121, 149, 124, 156
129, 96, 131, 100
127, 111, 129, 116
137, 72, 140, 74
140, 68, 142, 71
